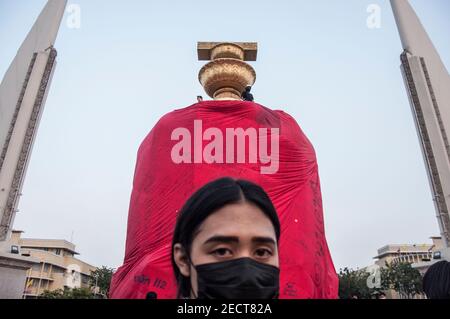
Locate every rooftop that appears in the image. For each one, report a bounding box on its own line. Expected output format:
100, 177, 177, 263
19, 238, 79, 255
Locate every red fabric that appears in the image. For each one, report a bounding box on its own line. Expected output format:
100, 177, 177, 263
110, 100, 338, 299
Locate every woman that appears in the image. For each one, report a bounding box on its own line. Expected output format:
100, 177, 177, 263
171, 177, 281, 299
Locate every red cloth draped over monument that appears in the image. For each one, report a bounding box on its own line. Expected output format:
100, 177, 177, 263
110, 100, 338, 299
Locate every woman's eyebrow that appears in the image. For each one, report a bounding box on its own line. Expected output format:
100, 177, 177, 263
251, 237, 276, 245
203, 235, 239, 245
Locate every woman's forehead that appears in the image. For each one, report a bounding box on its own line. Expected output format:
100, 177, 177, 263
193, 202, 277, 242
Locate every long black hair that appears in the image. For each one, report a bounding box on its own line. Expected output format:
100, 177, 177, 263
423, 260, 450, 299
171, 177, 281, 298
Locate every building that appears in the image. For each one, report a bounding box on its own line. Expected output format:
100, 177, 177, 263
0, 241, 39, 299
374, 236, 444, 268
7, 230, 96, 299
373, 236, 444, 299
391, 1, 450, 258
0, 0, 67, 298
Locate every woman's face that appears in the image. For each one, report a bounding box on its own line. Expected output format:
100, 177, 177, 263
174, 201, 279, 298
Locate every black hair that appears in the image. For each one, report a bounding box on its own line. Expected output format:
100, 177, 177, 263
145, 291, 158, 299
423, 260, 450, 299
171, 177, 280, 298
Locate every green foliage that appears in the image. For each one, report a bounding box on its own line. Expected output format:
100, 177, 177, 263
338, 267, 381, 299
39, 287, 95, 299
89, 266, 115, 297
380, 261, 423, 299
339, 261, 424, 299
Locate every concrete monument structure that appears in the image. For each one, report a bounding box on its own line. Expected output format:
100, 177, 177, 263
391, 0, 450, 259
0, 0, 67, 298
0, 0, 67, 241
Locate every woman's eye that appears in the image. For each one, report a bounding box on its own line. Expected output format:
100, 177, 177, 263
212, 248, 232, 257
255, 248, 272, 258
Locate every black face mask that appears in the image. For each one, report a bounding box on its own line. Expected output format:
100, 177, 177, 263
193, 258, 280, 299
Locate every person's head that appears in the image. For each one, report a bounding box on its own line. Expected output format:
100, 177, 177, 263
423, 260, 450, 299
378, 292, 386, 299
245, 86, 252, 92
171, 177, 281, 299
197, 96, 204, 102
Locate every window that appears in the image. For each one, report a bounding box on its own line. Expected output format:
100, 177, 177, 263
53, 266, 64, 274
32, 264, 42, 271
55, 249, 61, 255
10, 245, 19, 254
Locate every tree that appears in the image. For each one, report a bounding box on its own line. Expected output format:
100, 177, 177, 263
381, 261, 423, 299
39, 289, 66, 299
338, 267, 381, 299
89, 266, 115, 297
39, 287, 95, 299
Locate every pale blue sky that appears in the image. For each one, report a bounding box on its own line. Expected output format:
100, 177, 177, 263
1, 0, 449, 271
